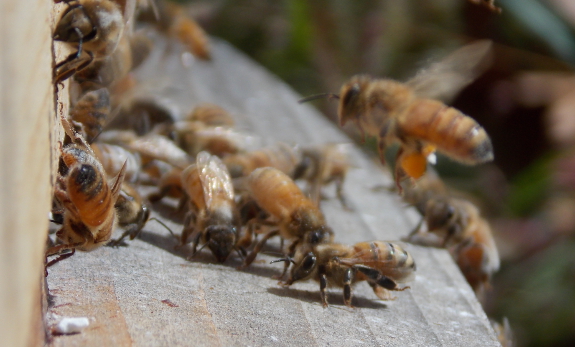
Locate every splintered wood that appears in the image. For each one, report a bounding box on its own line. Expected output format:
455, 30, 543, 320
46, 36, 500, 346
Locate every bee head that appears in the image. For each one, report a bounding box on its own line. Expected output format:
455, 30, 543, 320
205, 225, 236, 262
288, 251, 317, 283
304, 225, 334, 246
53, 3, 96, 43
338, 75, 372, 127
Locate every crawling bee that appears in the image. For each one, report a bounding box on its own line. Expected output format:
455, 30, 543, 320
69, 88, 111, 142
109, 182, 151, 245
180, 151, 239, 262
185, 103, 235, 128
46, 117, 126, 266
223, 142, 301, 178
240, 167, 334, 270
303, 41, 494, 189
53, 0, 125, 83
292, 143, 351, 210
278, 241, 415, 307
91, 142, 141, 183
407, 195, 500, 295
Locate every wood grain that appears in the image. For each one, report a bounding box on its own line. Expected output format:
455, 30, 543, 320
45, 31, 501, 346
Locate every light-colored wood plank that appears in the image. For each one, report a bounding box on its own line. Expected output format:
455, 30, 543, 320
46, 32, 500, 346
0, 1, 55, 346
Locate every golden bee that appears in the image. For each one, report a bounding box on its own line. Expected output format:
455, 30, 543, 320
46, 117, 126, 265
407, 195, 500, 295
109, 182, 151, 245
74, 31, 153, 92
278, 241, 416, 307
292, 143, 351, 210
223, 142, 301, 179
185, 103, 235, 128
304, 41, 494, 189
140, 0, 211, 60
180, 151, 239, 262
53, 0, 125, 83
91, 142, 142, 183
69, 88, 111, 142
239, 167, 334, 269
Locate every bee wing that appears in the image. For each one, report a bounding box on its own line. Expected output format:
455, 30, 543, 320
406, 40, 493, 103
340, 248, 415, 283
128, 134, 190, 168
196, 152, 235, 210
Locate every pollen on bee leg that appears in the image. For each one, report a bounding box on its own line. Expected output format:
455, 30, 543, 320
400, 152, 427, 180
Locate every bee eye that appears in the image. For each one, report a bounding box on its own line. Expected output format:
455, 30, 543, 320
301, 253, 317, 271
342, 84, 360, 106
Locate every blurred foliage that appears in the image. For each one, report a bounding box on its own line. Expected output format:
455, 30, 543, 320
178, 1, 575, 346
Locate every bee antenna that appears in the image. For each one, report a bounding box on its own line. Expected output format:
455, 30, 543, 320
270, 257, 295, 265
149, 217, 178, 240
298, 93, 340, 104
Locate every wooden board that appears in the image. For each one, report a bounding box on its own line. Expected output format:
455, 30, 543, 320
0, 1, 55, 346
45, 33, 501, 347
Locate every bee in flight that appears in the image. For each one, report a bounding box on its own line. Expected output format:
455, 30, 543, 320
276, 241, 416, 307
301, 41, 494, 190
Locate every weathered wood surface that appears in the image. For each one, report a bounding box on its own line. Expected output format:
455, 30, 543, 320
46, 34, 500, 347
0, 1, 55, 346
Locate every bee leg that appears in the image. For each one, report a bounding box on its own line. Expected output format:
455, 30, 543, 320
319, 266, 329, 307
335, 174, 353, 211
393, 148, 408, 194
404, 216, 425, 242
54, 47, 93, 84
239, 229, 280, 269
273, 239, 299, 280
187, 231, 202, 260
343, 267, 355, 308
355, 264, 409, 293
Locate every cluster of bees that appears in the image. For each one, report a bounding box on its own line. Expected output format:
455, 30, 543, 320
47, 0, 500, 309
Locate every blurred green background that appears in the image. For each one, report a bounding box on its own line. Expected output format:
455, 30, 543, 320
176, 0, 575, 346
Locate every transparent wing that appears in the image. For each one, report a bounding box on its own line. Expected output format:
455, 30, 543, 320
406, 40, 493, 103
196, 151, 234, 210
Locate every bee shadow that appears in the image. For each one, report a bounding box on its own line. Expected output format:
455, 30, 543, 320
130, 229, 286, 280
266, 286, 389, 309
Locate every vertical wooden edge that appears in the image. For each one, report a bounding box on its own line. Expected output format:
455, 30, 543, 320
0, 0, 68, 346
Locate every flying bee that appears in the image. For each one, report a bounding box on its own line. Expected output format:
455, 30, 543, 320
223, 142, 301, 179
91, 142, 141, 183
180, 151, 239, 262
277, 241, 415, 307
239, 167, 334, 271
53, 0, 125, 83
69, 88, 110, 142
139, 0, 211, 60
302, 41, 494, 190
47, 117, 126, 266
109, 182, 151, 245
292, 143, 352, 210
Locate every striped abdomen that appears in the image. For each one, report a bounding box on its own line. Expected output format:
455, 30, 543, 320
67, 163, 115, 230
353, 241, 416, 283
398, 99, 493, 164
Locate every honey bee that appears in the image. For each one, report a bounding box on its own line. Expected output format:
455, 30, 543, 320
69, 88, 111, 142
109, 182, 151, 245
46, 117, 127, 265
53, 0, 125, 83
180, 151, 239, 262
91, 142, 142, 183
127, 133, 191, 168
292, 143, 351, 210
140, 0, 211, 60
303, 41, 494, 189
223, 142, 301, 179
185, 103, 235, 128
278, 241, 415, 307
240, 167, 334, 269
407, 196, 500, 295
